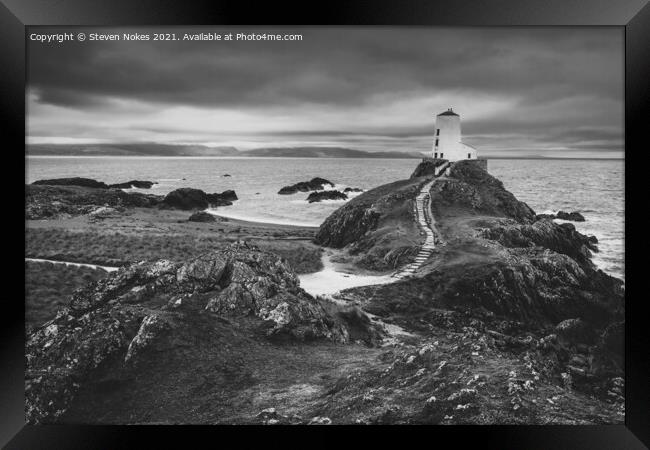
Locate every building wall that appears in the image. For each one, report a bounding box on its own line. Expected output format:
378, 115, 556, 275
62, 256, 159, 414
432, 115, 462, 160
431, 113, 479, 161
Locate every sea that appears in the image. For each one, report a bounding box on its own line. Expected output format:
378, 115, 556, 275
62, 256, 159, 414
26, 157, 625, 281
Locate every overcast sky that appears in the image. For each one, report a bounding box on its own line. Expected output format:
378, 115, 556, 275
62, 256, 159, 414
27, 27, 624, 158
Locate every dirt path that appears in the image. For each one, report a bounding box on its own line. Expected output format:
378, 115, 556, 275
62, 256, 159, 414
25, 258, 119, 272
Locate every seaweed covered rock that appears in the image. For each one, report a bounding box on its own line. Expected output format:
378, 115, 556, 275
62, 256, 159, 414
307, 190, 348, 203
162, 188, 238, 210
25, 244, 348, 423
278, 177, 334, 195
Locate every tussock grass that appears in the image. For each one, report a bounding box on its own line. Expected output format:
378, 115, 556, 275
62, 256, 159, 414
25, 261, 109, 328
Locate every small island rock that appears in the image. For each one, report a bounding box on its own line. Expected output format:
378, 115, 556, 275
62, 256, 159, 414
307, 190, 348, 203
278, 177, 334, 195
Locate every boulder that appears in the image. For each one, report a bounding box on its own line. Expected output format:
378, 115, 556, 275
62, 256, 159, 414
207, 189, 238, 205
306, 190, 348, 203
163, 188, 238, 210
32, 177, 109, 189
188, 211, 217, 222
163, 188, 209, 209
278, 177, 334, 195
344, 187, 364, 193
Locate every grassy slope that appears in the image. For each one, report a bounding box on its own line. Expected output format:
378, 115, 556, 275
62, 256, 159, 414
25, 261, 110, 328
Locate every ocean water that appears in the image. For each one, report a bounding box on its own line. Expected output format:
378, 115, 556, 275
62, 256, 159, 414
26, 157, 624, 280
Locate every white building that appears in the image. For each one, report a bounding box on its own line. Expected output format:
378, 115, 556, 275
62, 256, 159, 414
432, 108, 477, 161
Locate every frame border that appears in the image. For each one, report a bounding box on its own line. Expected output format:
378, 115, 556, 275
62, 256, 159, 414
3, 0, 648, 447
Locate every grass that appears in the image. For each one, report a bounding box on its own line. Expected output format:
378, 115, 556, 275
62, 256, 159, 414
26, 228, 323, 274
25, 261, 110, 328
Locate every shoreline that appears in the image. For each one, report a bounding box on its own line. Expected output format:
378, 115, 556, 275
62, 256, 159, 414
206, 209, 320, 229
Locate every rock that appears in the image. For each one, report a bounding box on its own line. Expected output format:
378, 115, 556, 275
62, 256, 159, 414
410, 159, 448, 178
535, 211, 586, 222
308, 416, 332, 425
556, 211, 586, 222
278, 177, 334, 195
162, 188, 238, 210
207, 189, 238, 204
163, 188, 209, 209
447, 388, 477, 403
26, 184, 162, 219
25, 243, 348, 423
223, 174, 231, 177
188, 211, 217, 222
344, 187, 363, 193
556, 318, 593, 344
32, 177, 109, 189
306, 190, 348, 203
108, 180, 157, 189
481, 218, 599, 265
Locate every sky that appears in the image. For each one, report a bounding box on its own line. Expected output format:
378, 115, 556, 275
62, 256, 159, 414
27, 27, 624, 158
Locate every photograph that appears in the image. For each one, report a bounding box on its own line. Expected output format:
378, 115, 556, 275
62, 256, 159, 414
21, 25, 628, 426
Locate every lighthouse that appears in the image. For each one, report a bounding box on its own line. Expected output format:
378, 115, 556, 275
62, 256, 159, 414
432, 108, 477, 161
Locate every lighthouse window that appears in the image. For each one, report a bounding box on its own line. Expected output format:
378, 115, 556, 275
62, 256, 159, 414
468, 153, 471, 159
436, 129, 440, 136
434, 152, 438, 158
440, 153, 444, 158
435, 139, 439, 146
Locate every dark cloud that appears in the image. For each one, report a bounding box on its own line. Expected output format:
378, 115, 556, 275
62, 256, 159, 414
27, 26, 623, 157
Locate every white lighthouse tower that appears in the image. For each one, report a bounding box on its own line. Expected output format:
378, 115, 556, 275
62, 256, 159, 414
432, 108, 477, 161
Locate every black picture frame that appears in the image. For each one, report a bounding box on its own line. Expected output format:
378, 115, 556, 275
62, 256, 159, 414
3, 0, 648, 447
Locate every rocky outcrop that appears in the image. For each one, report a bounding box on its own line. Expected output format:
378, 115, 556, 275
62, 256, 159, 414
32, 177, 109, 189
278, 178, 334, 195
25, 243, 352, 424
188, 211, 217, 222
108, 180, 157, 189
162, 188, 238, 210
410, 159, 448, 178
208, 189, 238, 203
480, 218, 598, 266
307, 190, 348, 203
535, 211, 586, 222
26, 184, 162, 220
344, 187, 363, 193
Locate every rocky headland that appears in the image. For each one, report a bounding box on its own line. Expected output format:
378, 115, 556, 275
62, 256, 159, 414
25, 161, 624, 424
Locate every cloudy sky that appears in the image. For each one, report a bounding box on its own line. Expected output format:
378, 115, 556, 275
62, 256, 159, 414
27, 27, 624, 158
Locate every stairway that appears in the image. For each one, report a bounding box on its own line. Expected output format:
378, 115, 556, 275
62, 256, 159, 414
392, 179, 437, 279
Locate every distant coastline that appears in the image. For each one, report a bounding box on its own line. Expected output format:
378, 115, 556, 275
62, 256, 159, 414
25, 143, 623, 161
26, 144, 424, 159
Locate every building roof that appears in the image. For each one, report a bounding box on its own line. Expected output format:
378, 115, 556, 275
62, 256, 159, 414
437, 108, 459, 116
